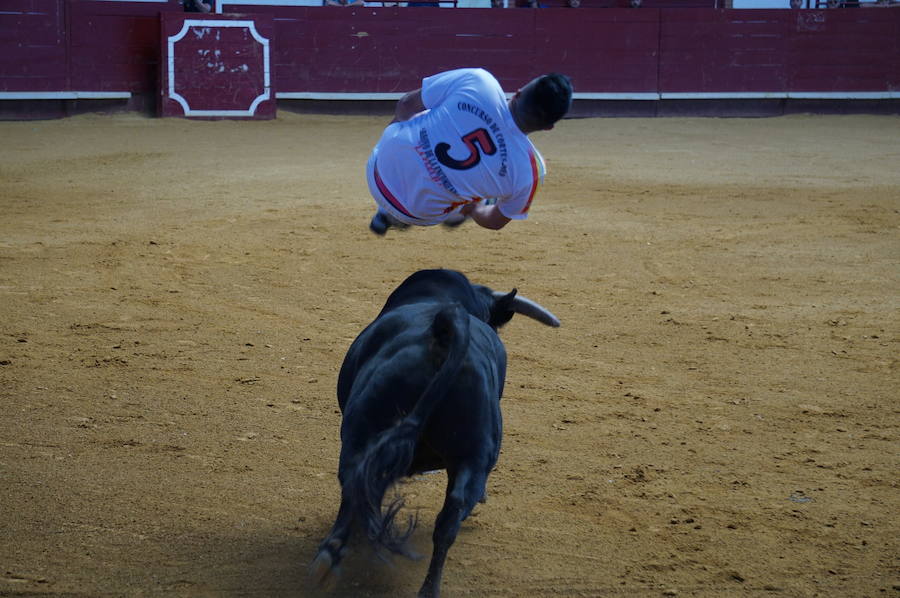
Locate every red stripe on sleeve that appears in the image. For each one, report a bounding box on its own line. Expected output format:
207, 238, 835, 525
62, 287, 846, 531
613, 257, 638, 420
521, 152, 540, 214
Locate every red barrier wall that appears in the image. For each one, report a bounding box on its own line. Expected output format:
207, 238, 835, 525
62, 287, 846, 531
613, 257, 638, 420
69, 0, 177, 96
253, 6, 541, 93
0, 0, 68, 92
231, 6, 663, 93
534, 8, 661, 93
789, 8, 900, 92
1, 2, 899, 118
211, 5, 900, 97
660, 8, 900, 93
660, 9, 791, 93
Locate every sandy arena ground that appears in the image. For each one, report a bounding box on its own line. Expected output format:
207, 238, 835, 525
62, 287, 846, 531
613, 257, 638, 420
1, 112, 898, 597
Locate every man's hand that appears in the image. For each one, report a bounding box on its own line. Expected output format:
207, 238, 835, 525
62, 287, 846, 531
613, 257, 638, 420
465, 203, 510, 230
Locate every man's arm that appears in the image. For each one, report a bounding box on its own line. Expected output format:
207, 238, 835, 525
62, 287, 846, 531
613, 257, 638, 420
461, 203, 511, 230
391, 89, 426, 123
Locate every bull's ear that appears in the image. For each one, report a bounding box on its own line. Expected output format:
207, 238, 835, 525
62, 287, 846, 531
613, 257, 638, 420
489, 288, 517, 329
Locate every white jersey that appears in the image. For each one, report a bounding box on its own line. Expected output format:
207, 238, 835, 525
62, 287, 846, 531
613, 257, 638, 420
367, 68, 547, 226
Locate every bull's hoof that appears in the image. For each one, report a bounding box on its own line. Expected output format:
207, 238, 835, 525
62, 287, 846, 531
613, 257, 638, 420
309, 549, 340, 592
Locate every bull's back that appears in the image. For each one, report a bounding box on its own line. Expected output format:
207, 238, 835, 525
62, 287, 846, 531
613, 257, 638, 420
424, 320, 505, 463
338, 306, 505, 465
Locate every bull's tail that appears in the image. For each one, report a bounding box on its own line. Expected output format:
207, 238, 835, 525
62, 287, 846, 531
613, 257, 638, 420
350, 304, 470, 558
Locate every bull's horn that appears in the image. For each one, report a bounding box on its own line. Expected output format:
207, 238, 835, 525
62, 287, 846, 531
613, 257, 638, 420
493, 291, 561, 327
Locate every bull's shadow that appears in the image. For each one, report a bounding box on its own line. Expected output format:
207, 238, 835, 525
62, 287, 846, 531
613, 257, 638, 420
143, 514, 438, 598
309, 269, 559, 598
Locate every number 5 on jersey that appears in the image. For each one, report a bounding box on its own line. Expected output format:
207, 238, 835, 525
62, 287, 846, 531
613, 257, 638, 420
435, 128, 497, 171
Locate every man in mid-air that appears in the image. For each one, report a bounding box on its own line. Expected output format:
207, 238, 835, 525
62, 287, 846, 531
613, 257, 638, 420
366, 68, 573, 234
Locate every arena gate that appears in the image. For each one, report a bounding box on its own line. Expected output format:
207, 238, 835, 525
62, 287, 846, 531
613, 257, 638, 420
1, 0, 898, 119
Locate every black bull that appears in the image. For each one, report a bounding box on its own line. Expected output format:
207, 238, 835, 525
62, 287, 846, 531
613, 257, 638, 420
310, 269, 560, 598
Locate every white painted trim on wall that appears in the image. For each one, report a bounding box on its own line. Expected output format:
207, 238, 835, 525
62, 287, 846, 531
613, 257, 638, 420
0, 91, 131, 100
572, 93, 661, 101
661, 91, 900, 100
3, 91, 895, 103
216, 0, 322, 8
276, 91, 900, 101
661, 92, 788, 99
276, 92, 405, 100
787, 91, 900, 99
214, 0, 478, 9
166, 19, 271, 117
275, 92, 664, 101
217, 0, 313, 9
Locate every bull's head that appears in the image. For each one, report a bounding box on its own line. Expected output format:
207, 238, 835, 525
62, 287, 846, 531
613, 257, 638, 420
478, 287, 561, 330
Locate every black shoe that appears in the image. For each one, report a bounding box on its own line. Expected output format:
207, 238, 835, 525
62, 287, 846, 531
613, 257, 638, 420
370, 212, 409, 235
369, 212, 390, 235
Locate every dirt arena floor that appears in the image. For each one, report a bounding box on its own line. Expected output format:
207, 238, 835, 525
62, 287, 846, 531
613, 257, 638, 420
1, 111, 898, 598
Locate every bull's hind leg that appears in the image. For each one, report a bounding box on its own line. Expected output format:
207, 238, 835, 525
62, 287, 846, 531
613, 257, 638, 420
417, 466, 488, 598
309, 497, 353, 590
